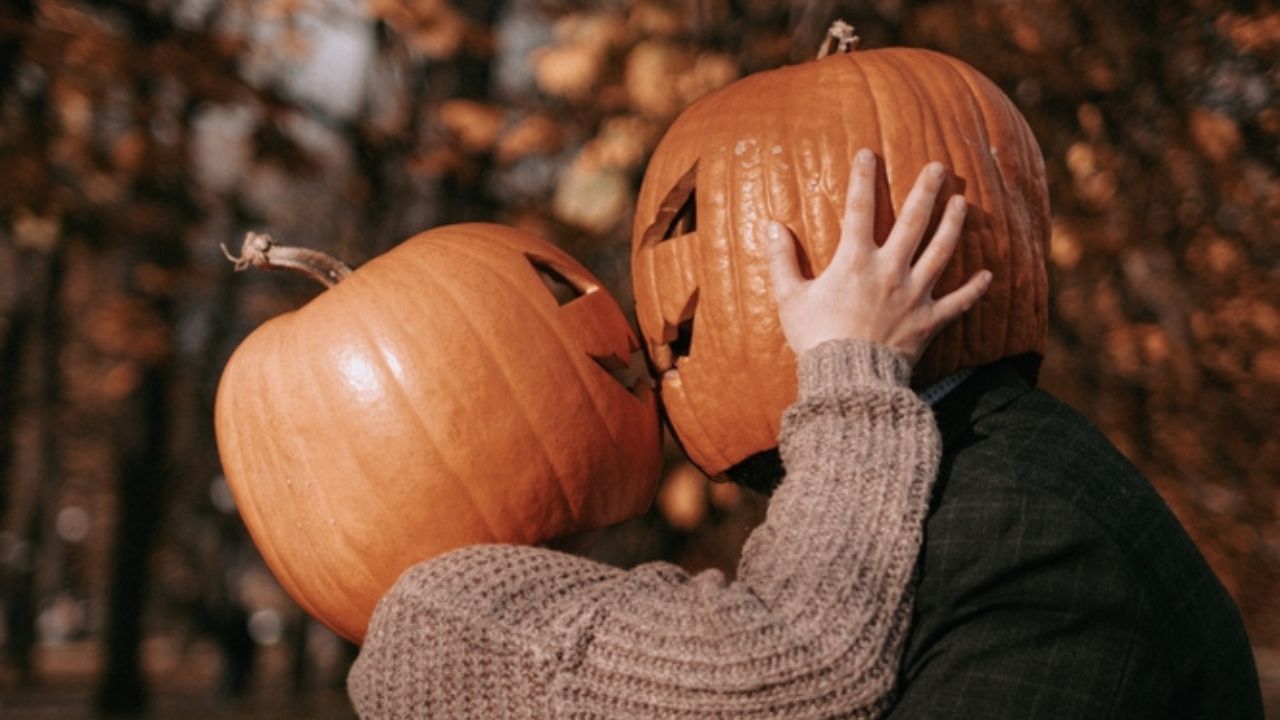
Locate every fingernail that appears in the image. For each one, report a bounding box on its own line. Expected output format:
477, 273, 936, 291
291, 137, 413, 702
928, 162, 945, 179
952, 195, 967, 211
766, 221, 783, 243
982, 270, 994, 283
856, 149, 874, 166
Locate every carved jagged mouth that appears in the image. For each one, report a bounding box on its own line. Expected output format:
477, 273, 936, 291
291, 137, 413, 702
637, 160, 701, 382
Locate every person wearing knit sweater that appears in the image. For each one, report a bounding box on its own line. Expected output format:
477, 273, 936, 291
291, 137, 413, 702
347, 151, 992, 718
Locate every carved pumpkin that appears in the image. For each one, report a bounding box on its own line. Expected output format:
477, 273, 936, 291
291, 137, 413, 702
631, 26, 1050, 478
215, 223, 662, 642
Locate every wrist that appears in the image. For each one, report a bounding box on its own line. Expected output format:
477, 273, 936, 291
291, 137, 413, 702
796, 339, 913, 398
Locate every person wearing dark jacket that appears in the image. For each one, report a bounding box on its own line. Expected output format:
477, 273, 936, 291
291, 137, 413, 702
880, 354, 1263, 719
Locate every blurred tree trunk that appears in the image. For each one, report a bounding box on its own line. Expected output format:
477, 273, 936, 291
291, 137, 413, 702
95, 287, 174, 716
0, 0, 39, 552
172, 257, 259, 698
88, 0, 201, 710
0, 250, 22, 529
1, 242, 65, 685
436, 0, 503, 226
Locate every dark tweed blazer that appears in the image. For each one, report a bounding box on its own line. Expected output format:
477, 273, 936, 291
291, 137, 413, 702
883, 358, 1263, 719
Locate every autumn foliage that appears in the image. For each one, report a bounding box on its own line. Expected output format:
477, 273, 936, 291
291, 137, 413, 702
0, 0, 1276, 714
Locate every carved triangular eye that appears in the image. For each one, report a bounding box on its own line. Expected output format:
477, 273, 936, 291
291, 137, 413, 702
527, 255, 586, 306
641, 162, 698, 248
664, 187, 695, 240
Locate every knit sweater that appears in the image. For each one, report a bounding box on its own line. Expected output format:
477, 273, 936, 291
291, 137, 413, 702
347, 339, 942, 719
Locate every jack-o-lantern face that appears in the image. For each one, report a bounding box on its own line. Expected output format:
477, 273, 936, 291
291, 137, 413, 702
632, 47, 1050, 479
216, 223, 662, 642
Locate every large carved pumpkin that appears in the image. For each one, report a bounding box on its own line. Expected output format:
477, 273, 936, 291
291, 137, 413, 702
631, 30, 1050, 478
215, 223, 662, 642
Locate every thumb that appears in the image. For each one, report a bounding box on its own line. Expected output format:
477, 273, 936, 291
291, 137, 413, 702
765, 221, 803, 302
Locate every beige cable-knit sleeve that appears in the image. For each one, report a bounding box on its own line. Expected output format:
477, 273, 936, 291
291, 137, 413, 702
348, 339, 941, 719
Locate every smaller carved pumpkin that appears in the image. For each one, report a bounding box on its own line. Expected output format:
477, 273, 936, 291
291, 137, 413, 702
215, 223, 662, 642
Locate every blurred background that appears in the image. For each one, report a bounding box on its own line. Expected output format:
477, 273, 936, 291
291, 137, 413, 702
0, 0, 1276, 717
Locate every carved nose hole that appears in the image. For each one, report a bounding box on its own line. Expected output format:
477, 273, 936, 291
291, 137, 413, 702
527, 254, 586, 306
669, 317, 694, 358
664, 289, 698, 362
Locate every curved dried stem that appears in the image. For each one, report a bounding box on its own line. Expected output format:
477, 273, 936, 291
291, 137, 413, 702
221, 232, 353, 289
817, 20, 860, 59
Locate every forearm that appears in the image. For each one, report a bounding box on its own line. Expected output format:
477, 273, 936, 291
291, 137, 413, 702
558, 340, 939, 716
349, 339, 941, 719
740, 338, 937, 623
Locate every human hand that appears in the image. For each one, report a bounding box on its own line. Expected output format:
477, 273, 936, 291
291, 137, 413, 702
765, 149, 992, 366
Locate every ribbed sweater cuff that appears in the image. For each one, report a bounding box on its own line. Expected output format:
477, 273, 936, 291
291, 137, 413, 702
796, 339, 913, 398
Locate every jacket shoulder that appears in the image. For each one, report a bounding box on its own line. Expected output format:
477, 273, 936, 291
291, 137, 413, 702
913, 387, 1262, 719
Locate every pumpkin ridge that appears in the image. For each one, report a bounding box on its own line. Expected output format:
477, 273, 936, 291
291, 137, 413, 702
898, 51, 987, 377
845, 55, 888, 211
901, 52, 991, 376
662, 371, 733, 474
882, 51, 964, 377
1005, 79, 1050, 349
442, 236, 625, 525
259, 318, 360, 629
393, 246, 563, 539
289, 308, 396, 621
344, 270, 509, 544
686, 162, 737, 468
727, 138, 776, 444
762, 123, 800, 439
875, 51, 926, 198
1019, 115, 1050, 340
754, 142, 797, 447
936, 55, 1023, 369
245, 324, 346, 622
217, 348, 313, 616
241, 345, 325, 617
445, 235, 613, 528
887, 51, 951, 211
716, 148, 752, 453
792, 108, 834, 289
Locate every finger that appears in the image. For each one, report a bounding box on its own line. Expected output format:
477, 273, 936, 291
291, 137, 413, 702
912, 194, 967, 292
830, 149, 878, 269
930, 270, 993, 329
765, 221, 804, 302
884, 161, 947, 266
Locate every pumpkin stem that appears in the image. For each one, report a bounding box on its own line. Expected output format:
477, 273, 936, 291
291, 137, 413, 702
221, 232, 353, 288
816, 20, 860, 59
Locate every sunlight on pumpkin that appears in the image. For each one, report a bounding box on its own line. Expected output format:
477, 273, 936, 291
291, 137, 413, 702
381, 347, 407, 384
338, 351, 384, 404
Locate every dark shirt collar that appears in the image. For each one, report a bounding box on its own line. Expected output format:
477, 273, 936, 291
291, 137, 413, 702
932, 355, 1039, 449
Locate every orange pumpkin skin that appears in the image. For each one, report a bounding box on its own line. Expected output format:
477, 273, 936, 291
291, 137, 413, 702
632, 47, 1050, 477
215, 223, 662, 642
